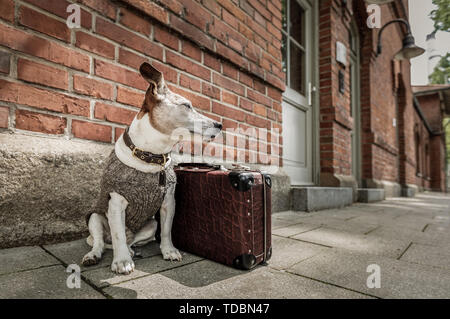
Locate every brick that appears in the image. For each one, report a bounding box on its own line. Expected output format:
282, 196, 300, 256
152, 61, 178, 84
223, 63, 238, 80
160, 0, 184, 15
204, 53, 221, 72
75, 0, 116, 20
0, 0, 14, 22
202, 0, 221, 16
94, 102, 137, 125
96, 18, 163, 61
95, 59, 148, 91
15, 109, 66, 134
268, 86, 282, 101
18, 59, 68, 90
180, 74, 201, 93
240, 98, 253, 111
222, 9, 239, 29
72, 119, 112, 143
202, 82, 220, 99
222, 118, 238, 130
154, 25, 179, 50
119, 8, 151, 36
248, 0, 271, 21
23, 0, 92, 29
246, 113, 270, 128
169, 85, 210, 111
121, 0, 168, 24
216, 42, 248, 69
118, 49, 149, 70
220, 0, 246, 22
0, 24, 90, 73
115, 127, 125, 141
239, 71, 253, 88
76, 32, 115, 59
182, 41, 202, 62
117, 86, 145, 107
0, 51, 10, 74
213, 73, 245, 96
181, 0, 213, 31
212, 102, 245, 122
0, 80, 89, 116
170, 14, 214, 51
222, 91, 238, 105
73, 75, 114, 100
254, 104, 267, 117
247, 88, 271, 106
166, 51, 211, 81
0, 106, 8, 128
19, 6, 70, 42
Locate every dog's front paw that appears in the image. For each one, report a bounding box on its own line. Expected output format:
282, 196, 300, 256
161, 245, 182, 261
111, 256, 135, 275
82, 250, 102, 266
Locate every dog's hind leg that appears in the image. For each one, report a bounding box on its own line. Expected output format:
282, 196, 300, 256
107, 192, 135, 274
130, 218, 157, 247
82, 213, 106, 266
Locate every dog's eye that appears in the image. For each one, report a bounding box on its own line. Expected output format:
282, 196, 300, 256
183, 103, 192, 109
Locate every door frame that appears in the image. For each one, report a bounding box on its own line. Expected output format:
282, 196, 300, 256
349, 19, 362, 186
282, 0, 320, 186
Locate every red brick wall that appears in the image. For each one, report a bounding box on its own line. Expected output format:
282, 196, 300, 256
0, 0, 284, 166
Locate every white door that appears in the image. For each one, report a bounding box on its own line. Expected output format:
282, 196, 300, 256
281, 0, 314, 185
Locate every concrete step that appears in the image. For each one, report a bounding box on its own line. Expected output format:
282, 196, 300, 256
358, 188, 385, 203
290, 187, 353, 212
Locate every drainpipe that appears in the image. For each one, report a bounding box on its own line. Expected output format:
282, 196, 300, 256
444, 119, 450, 192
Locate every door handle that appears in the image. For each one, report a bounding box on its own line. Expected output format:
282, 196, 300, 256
308, 82, 316, 106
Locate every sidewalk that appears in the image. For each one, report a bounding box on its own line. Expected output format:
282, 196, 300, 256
1, 192, 449, 299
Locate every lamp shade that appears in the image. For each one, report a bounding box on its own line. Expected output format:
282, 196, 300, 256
394, 34, 426, 60
364, 0, 394, 4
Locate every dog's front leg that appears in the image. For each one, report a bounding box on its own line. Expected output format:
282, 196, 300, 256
107, 192, 135, 274
160, 184, 182, 261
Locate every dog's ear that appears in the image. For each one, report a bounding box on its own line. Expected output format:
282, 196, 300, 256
139, 62, 165, 96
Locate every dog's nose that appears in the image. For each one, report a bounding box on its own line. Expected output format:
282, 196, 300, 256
214, 122, 222, 130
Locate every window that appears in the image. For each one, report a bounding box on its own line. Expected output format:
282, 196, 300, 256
281, 0, 306, 95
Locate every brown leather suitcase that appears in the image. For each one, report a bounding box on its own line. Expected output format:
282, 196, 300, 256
171, 163, 272, 270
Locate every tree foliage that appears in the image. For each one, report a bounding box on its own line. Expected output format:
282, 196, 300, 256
429, 53, 450, 84
431, 0, 450, 33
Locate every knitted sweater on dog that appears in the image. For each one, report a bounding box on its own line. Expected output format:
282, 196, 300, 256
86, 150, 176, 233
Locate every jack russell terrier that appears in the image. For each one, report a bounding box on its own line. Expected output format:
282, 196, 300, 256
82, 62, 222, 274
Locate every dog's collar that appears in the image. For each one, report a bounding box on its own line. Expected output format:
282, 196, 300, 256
123, 127, 169, 166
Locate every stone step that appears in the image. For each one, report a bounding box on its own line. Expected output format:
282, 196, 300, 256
290, 187, 353, 212
358, 188, 385, 203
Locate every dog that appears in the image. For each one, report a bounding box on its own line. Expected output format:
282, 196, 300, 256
82, 62, 222, 274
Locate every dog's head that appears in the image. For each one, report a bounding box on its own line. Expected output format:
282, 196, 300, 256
138, 62, 222, 141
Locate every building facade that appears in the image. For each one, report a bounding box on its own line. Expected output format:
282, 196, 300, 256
0, 0, 447, 247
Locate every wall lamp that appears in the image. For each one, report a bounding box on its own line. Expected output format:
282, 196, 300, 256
377, 19, 425, 60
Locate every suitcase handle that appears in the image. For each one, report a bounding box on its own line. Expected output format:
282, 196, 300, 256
176, 162, 222, 170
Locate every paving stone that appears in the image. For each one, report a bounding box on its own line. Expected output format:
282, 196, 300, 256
272, 223, 320, 237
44, 238, 161, 272
424, 224, 450, 234
82, 252, 203, 288
269, 236, 330, 270
0, 265, 104, 299
291, 227, 410, 258
366, 225, 450, 247
272, 210, 309, 221
0, 246, 60, 275
288, 248, 450, 299
272, 217, 301, 230
103, 266, 371, 299
399, 243, 450, 270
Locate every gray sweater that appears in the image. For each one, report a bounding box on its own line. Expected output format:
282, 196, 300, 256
87, 150, 176, 233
